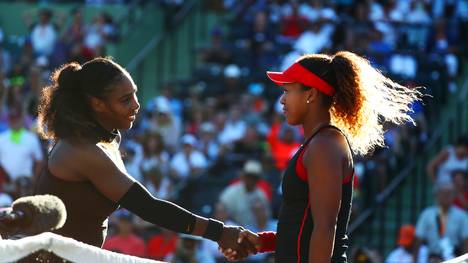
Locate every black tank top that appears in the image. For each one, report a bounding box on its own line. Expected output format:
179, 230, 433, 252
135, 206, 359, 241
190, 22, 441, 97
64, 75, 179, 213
275, 125, 353, 263
34, 139, 119, 247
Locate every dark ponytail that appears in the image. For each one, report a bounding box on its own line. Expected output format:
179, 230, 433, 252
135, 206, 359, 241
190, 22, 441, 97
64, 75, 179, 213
56, 62, 83, 96
38, 57, 129, 142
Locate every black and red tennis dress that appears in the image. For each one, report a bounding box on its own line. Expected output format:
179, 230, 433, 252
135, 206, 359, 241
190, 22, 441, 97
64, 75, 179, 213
261, 125, 354, 263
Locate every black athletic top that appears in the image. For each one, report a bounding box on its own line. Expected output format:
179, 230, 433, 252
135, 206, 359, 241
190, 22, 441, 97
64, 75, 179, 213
35, 165, 117, 247
275, 125, 353, 263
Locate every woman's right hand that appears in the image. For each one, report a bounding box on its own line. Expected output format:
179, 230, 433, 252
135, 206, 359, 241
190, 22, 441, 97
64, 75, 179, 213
220, 229, 261, 261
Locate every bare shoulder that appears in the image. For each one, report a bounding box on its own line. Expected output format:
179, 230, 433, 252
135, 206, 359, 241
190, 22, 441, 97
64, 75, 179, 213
306, 128, 349, 158
49, 139, 111, 180
302, 127, 353, 177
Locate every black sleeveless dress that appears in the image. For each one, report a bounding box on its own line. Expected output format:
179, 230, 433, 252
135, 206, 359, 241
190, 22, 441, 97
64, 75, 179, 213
33, 128, 120, 248
34, 167, 118, 247
275, 125, 354, 263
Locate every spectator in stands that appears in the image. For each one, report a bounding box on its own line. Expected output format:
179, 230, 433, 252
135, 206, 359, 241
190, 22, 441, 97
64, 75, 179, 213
170, 134, 208, 181
140, 132, 172, 199
280, 1, 308, 40
427, 135, 468, 184
199, 26, 231, 65
0, 104, 43, 187
197, 122, 220, 163
218, 106, 247, 145
103, 210, 146, 257
413, 182, 468, 262
452, 169, 468, 211
27, 9, 59, 57
294, 18, 334, 55
0, 74, 8, 133
63, 8, 85, 45
147, 228, 178, 261
267, 121, 301, 171
386, 224, 416, 263
232, 126, 265, 164
167, 234, 215, 263
245, 11, 276, 74
219, 160, 269, 228
0, 44, 11, 76
144, 97, 181, 153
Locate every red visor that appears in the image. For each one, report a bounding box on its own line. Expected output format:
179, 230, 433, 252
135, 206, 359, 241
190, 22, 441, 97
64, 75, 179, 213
266, 62, 336, 96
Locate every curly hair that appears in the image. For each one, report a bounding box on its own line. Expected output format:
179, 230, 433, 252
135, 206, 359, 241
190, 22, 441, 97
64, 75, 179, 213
297, 51, 422, 155
37, 57, 130, 142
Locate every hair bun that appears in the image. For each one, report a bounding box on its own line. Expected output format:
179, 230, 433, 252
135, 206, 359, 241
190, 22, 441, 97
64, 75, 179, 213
56, 62, 82, 94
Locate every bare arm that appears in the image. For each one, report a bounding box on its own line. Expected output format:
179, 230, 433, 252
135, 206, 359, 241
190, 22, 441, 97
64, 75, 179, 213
426, 149, 449, 181
304, 133, 348, 263
67, 144, 241, 249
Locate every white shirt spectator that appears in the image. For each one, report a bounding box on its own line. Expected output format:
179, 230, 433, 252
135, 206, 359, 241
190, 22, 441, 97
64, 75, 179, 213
390, 54, 417, 78
435, 146, 468, 185
146, 175, 172, 200
294, 26, 333, 54
385, 247, 413, 263
218, 119, 246, 145
219, 183, 268, 227
170, 150, 207, 179
0, 129, 43, 180
84, 23, 104, 50
415, 206, 468, 259
31, 23, 57, 56
141, 152, 171, 176
141, 151, 172, 198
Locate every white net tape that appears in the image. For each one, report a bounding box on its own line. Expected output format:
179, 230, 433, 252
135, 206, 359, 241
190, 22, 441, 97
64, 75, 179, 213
0, 232, 165, 263
444, 254, 468, 263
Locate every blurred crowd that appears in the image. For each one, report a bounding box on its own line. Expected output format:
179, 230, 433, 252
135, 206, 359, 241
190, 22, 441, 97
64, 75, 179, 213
0, 0, 468, 262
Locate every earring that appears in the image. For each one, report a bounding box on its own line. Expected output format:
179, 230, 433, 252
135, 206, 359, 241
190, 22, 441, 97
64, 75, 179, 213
306, 100, 310, 104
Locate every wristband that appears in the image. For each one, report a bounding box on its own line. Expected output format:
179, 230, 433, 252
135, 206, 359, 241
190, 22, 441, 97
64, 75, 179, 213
203, 218, 224, 241
258, 231, 276, 253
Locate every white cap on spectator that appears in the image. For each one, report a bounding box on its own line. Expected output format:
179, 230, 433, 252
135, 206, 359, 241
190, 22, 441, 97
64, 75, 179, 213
224, 64, 241, 78
154, 96, 171, 114
181, 134, 197, 146
243, 160, 262, 175
0, 193, 13, 207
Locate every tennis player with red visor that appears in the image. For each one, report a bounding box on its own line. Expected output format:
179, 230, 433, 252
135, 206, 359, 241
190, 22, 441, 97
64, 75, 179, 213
221, 51, 421, 263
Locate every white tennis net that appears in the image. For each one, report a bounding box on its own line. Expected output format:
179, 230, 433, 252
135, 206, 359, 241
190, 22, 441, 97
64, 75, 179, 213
0, 232, 165, 263
444, 254, 468, 263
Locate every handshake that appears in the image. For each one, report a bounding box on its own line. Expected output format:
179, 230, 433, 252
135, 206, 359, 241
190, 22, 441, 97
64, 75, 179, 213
217, 226, 262, 261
